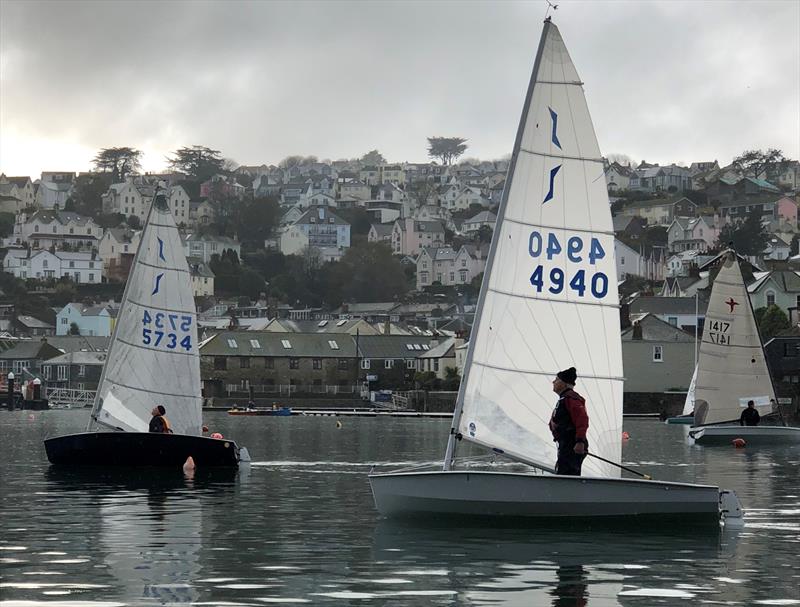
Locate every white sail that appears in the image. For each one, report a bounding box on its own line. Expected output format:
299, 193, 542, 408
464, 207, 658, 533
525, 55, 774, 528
683, 365, 698, 415
693, 252, 775, 425
91, 192, 202, 435
453, 21, 623, 478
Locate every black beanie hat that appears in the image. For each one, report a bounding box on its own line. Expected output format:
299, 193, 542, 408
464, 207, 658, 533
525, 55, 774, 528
557, 367, 577, 385
157, 405, 166, 415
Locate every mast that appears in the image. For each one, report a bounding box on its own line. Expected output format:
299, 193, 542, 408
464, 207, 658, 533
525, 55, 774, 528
443, 18, 554, 471
88, 186, 161, 431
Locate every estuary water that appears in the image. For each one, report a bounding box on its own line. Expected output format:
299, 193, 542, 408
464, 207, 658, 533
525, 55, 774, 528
1, 411, 799, 606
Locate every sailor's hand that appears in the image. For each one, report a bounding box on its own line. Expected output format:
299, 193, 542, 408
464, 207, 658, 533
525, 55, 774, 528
574, 442, 586, 455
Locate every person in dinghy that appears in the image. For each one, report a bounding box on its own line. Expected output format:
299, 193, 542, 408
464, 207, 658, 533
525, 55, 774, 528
549, 367, 589, 476
149, 405, 173, 434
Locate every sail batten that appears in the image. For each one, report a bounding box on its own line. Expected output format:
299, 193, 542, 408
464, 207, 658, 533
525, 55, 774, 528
92, 190, 202, 436
448, 20, 623, 478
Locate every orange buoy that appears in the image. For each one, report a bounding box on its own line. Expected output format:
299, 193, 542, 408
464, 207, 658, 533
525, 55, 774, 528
732, 438, 746, 448
210, 432, 223, 439
622, 431, 630, 440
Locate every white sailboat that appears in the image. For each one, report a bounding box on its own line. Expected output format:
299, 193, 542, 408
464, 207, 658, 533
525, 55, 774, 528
665, 365, 697, 424
45, 188, 246, 466
369, 18, 742, 522
689, 251, 800, 445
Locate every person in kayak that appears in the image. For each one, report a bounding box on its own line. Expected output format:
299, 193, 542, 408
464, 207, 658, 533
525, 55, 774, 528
549, 367, 589, 475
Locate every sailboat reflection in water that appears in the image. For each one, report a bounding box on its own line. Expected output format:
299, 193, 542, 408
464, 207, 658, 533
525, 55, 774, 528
44, 188, 248, 467
369, 18, 742, 523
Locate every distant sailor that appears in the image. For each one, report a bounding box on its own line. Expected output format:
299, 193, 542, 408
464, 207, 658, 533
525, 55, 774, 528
549, 367, 589, 476
740, 400, 760, 427
149, 405, 173, 434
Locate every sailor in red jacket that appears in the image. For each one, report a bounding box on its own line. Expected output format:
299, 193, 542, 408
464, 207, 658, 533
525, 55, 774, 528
549, 367, 589, 476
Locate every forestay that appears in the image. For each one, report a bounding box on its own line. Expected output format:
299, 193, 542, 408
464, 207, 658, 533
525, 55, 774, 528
693, 252, 775, 425
453, 21, 623, 478
91, 192, 202, 436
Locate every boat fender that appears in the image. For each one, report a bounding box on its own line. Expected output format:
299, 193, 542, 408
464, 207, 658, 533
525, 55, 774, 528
732, 438, 746, 448
238, 447, 251, 463
336, 420, 342, 429
211, 432, 223, 439
622, 431, 630, 440
183, 456, 196, 472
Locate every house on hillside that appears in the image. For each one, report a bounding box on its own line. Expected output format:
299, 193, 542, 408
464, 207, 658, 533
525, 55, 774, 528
182, 233, 241, 264
391, 218, 445, 256
98, 228, 140, 281
3, 249, 101, 283
56, 302, 117, 336
621, 314, 696, 392
41, 351, 106, 391
666, 216, 718, 253
416, 245, 487, 290
462, 211, 496, 233
706, 176, 781, 204
0, 339, 63, 376
747, 270, 800, 322
367, 223, 394, 245
628, 296, 706, 333
279, 206, 350, 261
605, 162, 632, 192
0, 175, 36, 207
5, 210, 101, 251
617, 197, 697, 226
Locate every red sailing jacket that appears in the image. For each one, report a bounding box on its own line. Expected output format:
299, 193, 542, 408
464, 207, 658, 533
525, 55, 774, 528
549, 388, 589, 444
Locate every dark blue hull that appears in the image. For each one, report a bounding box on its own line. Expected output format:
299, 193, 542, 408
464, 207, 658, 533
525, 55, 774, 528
44, 432, 240, 467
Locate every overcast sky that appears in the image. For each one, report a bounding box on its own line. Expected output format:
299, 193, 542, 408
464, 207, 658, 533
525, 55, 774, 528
1, 0, 798, 178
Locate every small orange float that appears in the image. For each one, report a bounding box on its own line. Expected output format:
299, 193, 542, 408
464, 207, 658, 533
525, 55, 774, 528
732, 438, 746, 448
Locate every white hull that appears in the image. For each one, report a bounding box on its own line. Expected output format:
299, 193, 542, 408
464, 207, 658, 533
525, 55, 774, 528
369, 471, 722, 521
690, 425, 800, 445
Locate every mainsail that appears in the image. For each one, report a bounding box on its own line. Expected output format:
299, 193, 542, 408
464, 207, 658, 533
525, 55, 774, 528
693, 252, 775, 425
91, 191, 202, 435
449, 20, 623, 477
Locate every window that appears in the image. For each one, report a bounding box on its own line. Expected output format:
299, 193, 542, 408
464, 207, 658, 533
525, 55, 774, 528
406, 359, 416, 370
57, 365, 68, 380
328, 340, 339, 350
289, 358, 300, 369
336, 319, 347, 327
653, 346, 663, 362
78, 365, 85, 377
668, 316, 678, 326
796, 294, 800, 311
313, 358, 322, 370
240, 358, 250, 369
767, 291, 776, 307
361, 359, 371, 370
385, 359, 394, 369
281, 339, 292, 349
61, 318, 68, 325
620, 256, 625, 266
433, 359, 440, 372
214, 357, 227, 370
227, 339, 238, 348
264, 357, 274, 369
250, 339, 261, 348
338, 359, 349, 370
43, 366, 51, 379
89, 274, 94, 282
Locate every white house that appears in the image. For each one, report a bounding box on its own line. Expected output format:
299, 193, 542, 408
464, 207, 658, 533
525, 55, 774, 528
35, 175, 74, 209
666, 216, 718, 253
391, 218, 445, 256
187, 257, 215, 297
98, 228, 141, 279
416, 245, 487, 290
3, 249, 101, 283
462, 211, 496, 233
182, 233, 241, 264
56, 302, 117, 336
279, 206, 351, 261
103, 179, 192, 225
666, 250, 700, 277
4, 210, 101, 251
0, 175, 36, 207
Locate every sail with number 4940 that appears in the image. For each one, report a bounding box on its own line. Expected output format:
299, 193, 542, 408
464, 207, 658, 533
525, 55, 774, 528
368, 18, 741, 521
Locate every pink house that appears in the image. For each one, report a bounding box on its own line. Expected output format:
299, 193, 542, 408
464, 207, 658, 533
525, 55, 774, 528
774, 196, 798, 228
390, 218, 445, 256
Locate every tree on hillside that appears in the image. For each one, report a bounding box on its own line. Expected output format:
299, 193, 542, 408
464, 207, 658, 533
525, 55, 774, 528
167, 146, 225, 181
754, 305, 790, 340
716, 209, 769, 256
328, 242, 408, 305
335, 208, 371, 236
279, 155, 317, 169
408, 180, 438, 207
236, 196, 281, 245
607, 153, 635, 167
92, 147, 142, 181
427, 137, 468, 166
361, 149, 386, 166
732, 148, 788, 181
68, 172, 112, 217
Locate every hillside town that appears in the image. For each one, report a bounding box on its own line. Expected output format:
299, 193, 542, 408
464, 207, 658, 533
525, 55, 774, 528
2, 144, 800, 411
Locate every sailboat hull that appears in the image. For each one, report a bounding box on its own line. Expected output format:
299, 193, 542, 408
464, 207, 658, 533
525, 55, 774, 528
369, 471, 721, 521
44, 432, 240, 467
689, 425, 800, 445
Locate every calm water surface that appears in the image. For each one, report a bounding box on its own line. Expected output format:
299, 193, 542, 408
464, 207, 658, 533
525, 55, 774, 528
1, 411, 799, 606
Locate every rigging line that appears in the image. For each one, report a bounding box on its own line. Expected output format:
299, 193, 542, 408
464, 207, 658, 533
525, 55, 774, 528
535, 80, 583, 86
501, 214, 615, 236
124, 297, 199, 315
100, 377, 200, 399
520, 147, 604, 164
472, 360, 625, 382
137, 258, 189, 273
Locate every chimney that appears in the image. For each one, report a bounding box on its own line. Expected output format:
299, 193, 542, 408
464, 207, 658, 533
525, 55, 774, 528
632, 321, 643, 340
384, 319, 390, 335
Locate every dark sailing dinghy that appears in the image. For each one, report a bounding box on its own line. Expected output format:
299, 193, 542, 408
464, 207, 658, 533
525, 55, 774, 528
689, 251, 800, 446
45, 191, 248, 467
369, 19, 742, 524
